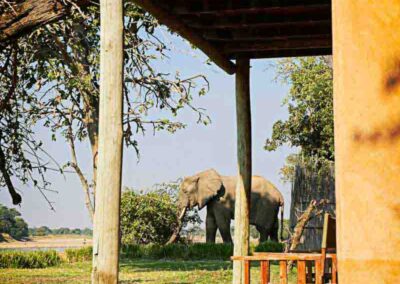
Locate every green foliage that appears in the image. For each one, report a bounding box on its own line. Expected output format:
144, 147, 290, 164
29, 226, 52, 236
1, 3, 209, 210
0, 205, 28, 240
64, 247, 92, 263
29, 227, 92, 236
0, 250, 61, 268
265, 57, 334, 173
120, 182, 201, 245
122, 243, 233, 260
254, 241, 284, 253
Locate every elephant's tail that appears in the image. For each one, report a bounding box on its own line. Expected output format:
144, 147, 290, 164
280, 201, 284, 242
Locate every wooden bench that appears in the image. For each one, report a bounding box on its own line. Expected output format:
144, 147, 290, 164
232, 213, 337, 284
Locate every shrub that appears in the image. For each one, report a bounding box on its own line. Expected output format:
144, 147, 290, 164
122, 243, 233, 260
120, 186, 200, 245
64, 246, 92, 262
254, 241, 284, 253
0, 250, 61, 268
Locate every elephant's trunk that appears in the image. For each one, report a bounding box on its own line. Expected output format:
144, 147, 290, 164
166, 206, 187, 245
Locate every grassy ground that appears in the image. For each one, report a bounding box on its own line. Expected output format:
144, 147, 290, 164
0, 259, 297, 283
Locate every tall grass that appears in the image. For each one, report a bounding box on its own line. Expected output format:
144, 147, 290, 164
0, 250, 61, 268
64, 246, 92, 263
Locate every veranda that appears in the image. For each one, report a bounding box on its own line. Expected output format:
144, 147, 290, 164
3, 1, 399, 284
92, 1, 399, 283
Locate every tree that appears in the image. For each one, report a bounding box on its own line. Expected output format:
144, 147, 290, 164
265, 57, 333, 180
0, 4, 208, 215
0, 205, 28, 239
120, 182, 201, 245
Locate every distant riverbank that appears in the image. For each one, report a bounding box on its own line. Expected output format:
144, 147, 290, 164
0, 234, 92, 251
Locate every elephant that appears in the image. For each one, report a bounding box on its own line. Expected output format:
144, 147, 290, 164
170, 169, 284, 244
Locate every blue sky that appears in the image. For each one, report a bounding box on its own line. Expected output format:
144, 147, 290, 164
0, 32, 296, 229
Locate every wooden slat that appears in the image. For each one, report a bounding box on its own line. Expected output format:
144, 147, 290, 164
171, 0, 330, 13
244, 260, 251, 284
232, 252, 337, 261
227, 48, 332, 59
188, 20, 331, 30
315, 260, 323, 284
202, 22, 331, 41
206, 34, 330, 43
331, 255, 338, 284
175, 4, 330, 17
221, 37, 331, 53
260, 260, 270, 284
279, 261, 288, 284
297, 261, 306, 284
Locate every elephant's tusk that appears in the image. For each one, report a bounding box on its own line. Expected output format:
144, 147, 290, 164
165, 207, 187, 245
178, 207, 187, 220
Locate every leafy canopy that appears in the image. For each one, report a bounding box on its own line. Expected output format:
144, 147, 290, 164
0, 4, 208, 210
265, 57, 334, 162
0, 205, 29, 239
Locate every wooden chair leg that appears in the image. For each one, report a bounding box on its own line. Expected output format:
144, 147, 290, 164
260, 260, 270, 284
244, 260, 250, 284
315, 260, 323, 284
297, 260, 306, 284
280, 261, 288, 284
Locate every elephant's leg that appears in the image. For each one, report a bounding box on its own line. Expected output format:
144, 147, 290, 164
269, 226, 278, 242
206, 210, 217, 243
215, 214, 233, 243
268, 209, 279, 242
257, 225, 269, 243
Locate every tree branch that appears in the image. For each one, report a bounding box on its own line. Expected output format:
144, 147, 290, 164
0, 0, 95, 44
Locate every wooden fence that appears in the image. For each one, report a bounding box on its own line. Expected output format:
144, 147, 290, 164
289, 164, 335, 251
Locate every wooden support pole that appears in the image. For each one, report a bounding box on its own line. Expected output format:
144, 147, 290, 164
91, 0, 124, 283
332, 1, 400, 283
232, 58, 252, 284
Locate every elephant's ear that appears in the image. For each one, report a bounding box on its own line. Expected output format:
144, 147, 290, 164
196, 169, 223, 209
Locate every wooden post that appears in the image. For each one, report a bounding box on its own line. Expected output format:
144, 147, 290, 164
92, 0, 124, 283
314, 260, 322, 284
297, 260, 306, 284
260, 260, 270, 284
279, 261, 288, 284
332, 1, 400, 283
232, 58, 252, 284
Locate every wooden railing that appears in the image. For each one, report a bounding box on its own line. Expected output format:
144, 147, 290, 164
231, 252, 337, 284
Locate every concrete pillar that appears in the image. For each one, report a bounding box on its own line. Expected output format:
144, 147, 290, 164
332, 1, 400, 282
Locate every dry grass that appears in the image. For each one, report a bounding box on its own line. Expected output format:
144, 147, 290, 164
0, 235, 92, 249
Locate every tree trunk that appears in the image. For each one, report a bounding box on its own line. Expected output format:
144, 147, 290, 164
232, 58, 252, 284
